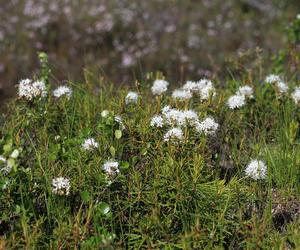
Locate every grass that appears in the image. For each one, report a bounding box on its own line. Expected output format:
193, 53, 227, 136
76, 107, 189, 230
0, 54, 300, 249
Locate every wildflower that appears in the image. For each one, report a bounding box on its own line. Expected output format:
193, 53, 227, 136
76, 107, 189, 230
52, 177, 71, 196
18, 79, 47, 100
276, 81, 288, 94
0, 156, 6, 163
265, 74, 281, 84
53, 85, 72, 99
196, 117, 219, 135
236, 85, 254, 98
125, 91, 139, 104
198, 79, 215, 101
10, 149, 20, 159
172, 89, 192, 100
227, 94, 246, 109
163, 128, 184, 142
103, 160, 120, 176
291, 87, 300, 104
245, 159, 267, 180
82, 138, 99, 151
101, 110, 110, 118
151, 79, 169, 95
150, 115, 164, 127
161, 105, 171, 114
115, 116, 125, 130
183, 81, 199, 92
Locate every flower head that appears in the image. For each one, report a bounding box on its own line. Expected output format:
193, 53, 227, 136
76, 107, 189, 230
52, 177, 71, 196
245, 159, 267, 180
150, 115, 164, 127
18, 79, 47, 100
125, 91, 139, 104
291, 87, 300, 104
163, 127, 184, 142
103, 160, 120, 176
196, 117, 219, 135
265, 74, 281, 84
236, 85, 253, 98
53, 85, 72, 99
82, 138, 99, 151
172, 89, 192, 100
227, 94, 246, 109
151, 79, 169, 95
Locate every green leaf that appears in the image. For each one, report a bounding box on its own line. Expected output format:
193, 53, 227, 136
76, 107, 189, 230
97, 202, 110, 215
115, 130, 122, 139
81, 191, 91, 203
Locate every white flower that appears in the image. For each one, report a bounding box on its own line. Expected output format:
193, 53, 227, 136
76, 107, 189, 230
265, 74, 281, 84
227, 94, 246, 109
172, 89, 192, 100
0, 156, 6, 163
18, 79, 47, 100
196, 117, 219, 135
103, 160, 120, 176
163, 128, 184, 142
183, 110, 199, 126
10, 149, 20, 159
52, 177, 71, 196
151, 79, 169, 95
245, 159, 267, 180
163, 108, 199, 127
115, 116, 125, 130
53, 85, 72, 99
162, 105, 171, 114
125, 91, 139, 104
101, 110, 110, 118
182, 81, 200, 92
236, 85, 253, 97
82, 138, 99, 151
150, 115, 164, 127
297, 14, 300, 20
276, 81, 288, 94
198, 79, 215, 101
291, 87, 300, 104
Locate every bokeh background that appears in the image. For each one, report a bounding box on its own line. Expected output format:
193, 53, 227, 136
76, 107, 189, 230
1, 0, 300, 105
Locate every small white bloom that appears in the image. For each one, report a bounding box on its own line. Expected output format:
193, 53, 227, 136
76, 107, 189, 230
161, 105, 171, 114
103, 160, 120, 176
115, 116, 125, 130
183, 81, 200, 92
297, 14, 300, 20
245, 159, 267, 180
53, 85, 72, 99
172, 89, 192, 100
236, 85, 253, 97
265, 74, 282, 84
291, 87, 300, 104
198, 79, 215, 101
52, 177, 71, 195
0, 156, 6, 163
163, 128, 184, 142
82, 138, 99, 151
101, 110, 110, 118
196, 117, 219, 135
125, 91, 139, 104
10, 149, 20, 159
276, 81, 288, 94
227, 94, 246, 109
54, 135, 60, 141
18, 79, 47, 100
151, 79, 169, 95
150, 115, 164, 127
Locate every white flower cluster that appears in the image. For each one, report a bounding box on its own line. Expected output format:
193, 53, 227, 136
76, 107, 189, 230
236, 85, 254, 98
0, 149, 20, 175
125, 91, 139, 104
195, 117, 219, 135
151, 105, 219, 142
52, 177, 71, 196
115, 115, 125, 130
82, 138, 99, 151
245, 159, 267, 180
18, 79, 47, 100
103, 160, 120, 176
265, 74, 288, 94
227, 94, 246, 109
164, 127, 184, 142
53, 85, 73, 99
177, 79, 216, 101
151, 79, 169, 95
291, 87, 300, 104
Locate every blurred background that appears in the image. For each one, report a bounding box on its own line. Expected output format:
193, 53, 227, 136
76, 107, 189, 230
1, 0, 300, 105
